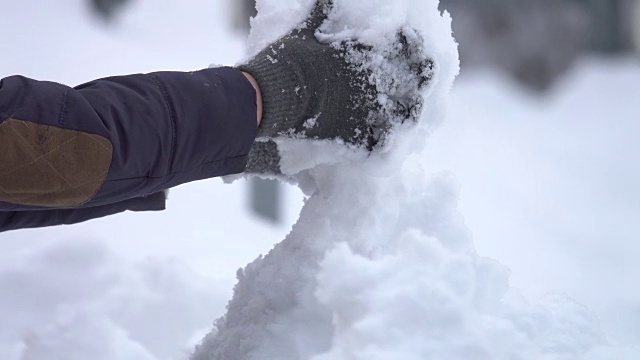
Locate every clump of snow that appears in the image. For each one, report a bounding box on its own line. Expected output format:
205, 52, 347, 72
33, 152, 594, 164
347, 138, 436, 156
193, 0, 638, 359
303, 114, 318, 130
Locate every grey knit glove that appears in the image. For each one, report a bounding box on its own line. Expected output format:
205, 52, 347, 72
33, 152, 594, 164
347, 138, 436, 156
238, 0, 433, 175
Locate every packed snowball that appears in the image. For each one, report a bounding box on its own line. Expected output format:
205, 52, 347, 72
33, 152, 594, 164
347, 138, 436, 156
194, 0, 636, 359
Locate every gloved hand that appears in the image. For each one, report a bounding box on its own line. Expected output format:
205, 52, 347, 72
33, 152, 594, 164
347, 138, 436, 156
238, 0, 433, 175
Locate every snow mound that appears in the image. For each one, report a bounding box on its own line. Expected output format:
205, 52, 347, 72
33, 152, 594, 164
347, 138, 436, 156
194, 0, 639, 359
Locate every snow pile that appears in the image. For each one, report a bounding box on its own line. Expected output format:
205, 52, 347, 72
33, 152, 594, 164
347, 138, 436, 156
192, 0, 636, 359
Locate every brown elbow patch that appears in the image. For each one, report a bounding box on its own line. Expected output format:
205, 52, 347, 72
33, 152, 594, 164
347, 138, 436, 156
0, 118, 112, 208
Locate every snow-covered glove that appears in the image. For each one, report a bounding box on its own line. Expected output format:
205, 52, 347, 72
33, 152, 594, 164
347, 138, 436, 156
238, 0, 433, 175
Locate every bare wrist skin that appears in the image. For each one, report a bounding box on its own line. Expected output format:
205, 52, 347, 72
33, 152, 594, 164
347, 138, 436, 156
242, 72, 263, 126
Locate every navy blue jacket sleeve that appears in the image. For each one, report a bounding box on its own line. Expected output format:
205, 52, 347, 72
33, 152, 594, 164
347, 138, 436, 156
73, 67, 257, 205
0, 67, 258, 231
0, 191, 167, 233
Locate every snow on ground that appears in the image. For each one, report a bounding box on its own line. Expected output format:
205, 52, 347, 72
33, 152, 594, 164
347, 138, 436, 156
1, 0, 639, 359
0, 238, 223, 360
424, 56, 640, 346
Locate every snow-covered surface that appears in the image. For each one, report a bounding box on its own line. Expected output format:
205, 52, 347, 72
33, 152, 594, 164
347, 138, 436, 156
1, 0, 639, 359
425, 58, 640, 347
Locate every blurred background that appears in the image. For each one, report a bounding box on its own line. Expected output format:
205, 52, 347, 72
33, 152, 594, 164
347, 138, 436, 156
0, 0, 639, 359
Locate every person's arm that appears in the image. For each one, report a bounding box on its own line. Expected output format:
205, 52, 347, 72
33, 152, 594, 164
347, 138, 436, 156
0, 67, 258, 211
0, 0, 430, 233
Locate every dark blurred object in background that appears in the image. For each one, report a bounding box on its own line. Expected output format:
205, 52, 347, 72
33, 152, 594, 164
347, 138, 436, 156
250, 175, 281, 223
441, 0, 589, 91
588, 0, 625, 52
232, 0, 257, 33
90, 0, 131, 21
586, 0, 638, 53
232, 0, 639, 92
440, 0, 640, 92
635, 0, 640, 54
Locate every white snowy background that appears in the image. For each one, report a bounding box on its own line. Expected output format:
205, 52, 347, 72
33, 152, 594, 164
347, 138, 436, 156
0, 0, 639, 359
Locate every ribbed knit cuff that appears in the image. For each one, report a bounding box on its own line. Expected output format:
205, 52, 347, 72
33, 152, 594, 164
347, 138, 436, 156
237, 56, 309, 138
245, 139, 281, 175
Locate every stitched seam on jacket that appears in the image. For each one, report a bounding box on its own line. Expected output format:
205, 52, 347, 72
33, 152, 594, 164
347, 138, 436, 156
149, 74, 177, 183
57, 90, 69, 127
